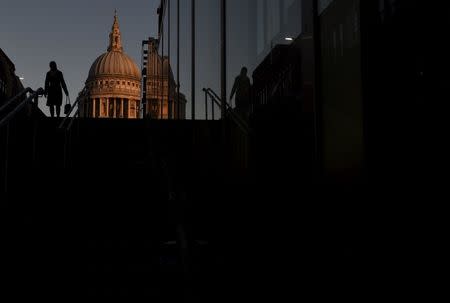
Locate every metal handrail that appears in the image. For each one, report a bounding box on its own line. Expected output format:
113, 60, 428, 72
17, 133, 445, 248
59, 87, 87, 130
1, 87, 44, 193
0, 87, 36, 115
59, 97, 81, 130
59, 89, 86, 169
0, 88, 44, 128
203, 88, 251, 134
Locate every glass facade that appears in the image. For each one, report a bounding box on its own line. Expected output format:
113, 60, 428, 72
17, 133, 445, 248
318, 0, 364, 180
318, 0, 334, 14
156, 0, 303, 120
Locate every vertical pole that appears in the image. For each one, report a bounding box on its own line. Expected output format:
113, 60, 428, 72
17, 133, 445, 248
177, 0, 180, 120
220, 0, 229, 182
312, 0, 322, 181
142, 42, 146, 118
168, 0, 172, 120
205, 90, 208, 120
221, 0, 227, 119
32, 94, 39, 166
143, 40, 149, 119
161, 19, 165, 120
191, 0, 196, 120
263, 0, 268, 48
212, 96, 215, 121
280, 0, 285, 32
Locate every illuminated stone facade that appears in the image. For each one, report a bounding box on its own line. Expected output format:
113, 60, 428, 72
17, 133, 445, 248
144, 38, 186, 119
79, 13, 186, 120
80, 13, 141, 119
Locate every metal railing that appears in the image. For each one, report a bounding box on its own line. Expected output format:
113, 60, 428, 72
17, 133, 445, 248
202, 88, 250, 135
203, 87, 252, 178
59, 92, 82, 130
59, 88, 86, 168
0, 87, 44, 193
0, 88, 43, 127
253, 41, 302, 109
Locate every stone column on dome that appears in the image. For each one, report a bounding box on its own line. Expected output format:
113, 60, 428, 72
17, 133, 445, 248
121, 98, 124, 118
113, 98, 117, 118
118, 98, 121, 118
137, 100, 140, 119
130, 100, 134, 118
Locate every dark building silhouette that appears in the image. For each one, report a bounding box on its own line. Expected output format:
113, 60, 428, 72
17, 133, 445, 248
315, 0, 445, 186
317, 0, 364, 183
0, 48, 24, 106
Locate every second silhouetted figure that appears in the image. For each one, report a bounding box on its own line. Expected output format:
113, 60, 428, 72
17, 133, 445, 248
230, 67, 252, 120
45, 61, 68, 118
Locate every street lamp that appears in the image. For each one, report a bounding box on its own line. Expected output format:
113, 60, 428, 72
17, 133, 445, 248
271, 35, 295, 63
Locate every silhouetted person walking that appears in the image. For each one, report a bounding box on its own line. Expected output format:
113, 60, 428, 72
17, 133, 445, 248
230, 67, 251, 120
45, 61, 68, 118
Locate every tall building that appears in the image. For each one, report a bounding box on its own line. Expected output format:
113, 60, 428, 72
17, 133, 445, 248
0, 48, 24, 106
80, 13, 142, 119
142, 38, 186, 120
318, 0, 364, 182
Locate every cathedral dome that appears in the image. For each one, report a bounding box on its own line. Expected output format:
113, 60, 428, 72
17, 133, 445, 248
81, 12, 142, 120
88, 51, 140, 81
86, 12, 141, 83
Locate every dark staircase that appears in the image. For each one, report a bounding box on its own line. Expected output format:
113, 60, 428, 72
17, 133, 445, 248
1, 98, 331, 301
1, 115, 226, 301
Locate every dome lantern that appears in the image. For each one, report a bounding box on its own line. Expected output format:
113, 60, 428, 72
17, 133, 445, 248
86, 12, 141, 82
108, 10, 123, 52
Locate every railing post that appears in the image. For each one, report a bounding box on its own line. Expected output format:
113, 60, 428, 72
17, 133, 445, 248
168, 0, 171, 120
204, 90, 208, 121
220, 0, 227, 119
32, 94, 39, 166
161, 18, 164, 120
177, 0, 180, 120
212, 95, 215, 121
191, 0, 196, 121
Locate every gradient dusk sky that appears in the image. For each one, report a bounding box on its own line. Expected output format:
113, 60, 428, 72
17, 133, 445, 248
0, 0, 161, 116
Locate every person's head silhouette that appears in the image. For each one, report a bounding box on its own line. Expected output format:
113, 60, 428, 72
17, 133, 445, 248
49, 61, 57, 71
241, 67, 248, 77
